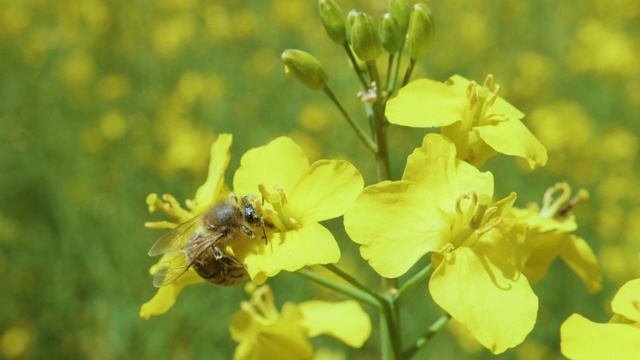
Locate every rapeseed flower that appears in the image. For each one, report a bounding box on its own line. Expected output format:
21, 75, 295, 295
232, 137, 364, 284
230, 285, 371, 360
344, 134, 537, 353
140, 134, 233, 319
386, 75, 547, 169
560, 278, 640, 359
509, 183, 602, 293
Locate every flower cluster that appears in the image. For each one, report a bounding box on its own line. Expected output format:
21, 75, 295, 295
141, 134, 363, 320
139, 0, 611, 358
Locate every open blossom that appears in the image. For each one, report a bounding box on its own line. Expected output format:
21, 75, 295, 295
140, 134, 233, 319
232, 136, 364, 284
230, 285, 371, 360
386, 74, 547, 169
344, 134, 537, 353
508, 182, 602, 293
561, 278, 640, 359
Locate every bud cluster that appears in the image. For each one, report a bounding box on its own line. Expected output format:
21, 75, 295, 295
282, 0, 435, 93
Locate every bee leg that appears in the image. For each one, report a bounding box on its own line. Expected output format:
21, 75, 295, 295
241, 225, 258, 238
212, 246, 245, 268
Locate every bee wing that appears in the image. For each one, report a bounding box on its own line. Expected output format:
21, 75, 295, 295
153, 252, 192, 287
148, 215, 203, 256
152, 231, 226, 287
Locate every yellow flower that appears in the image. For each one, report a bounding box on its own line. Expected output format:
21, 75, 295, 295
140, 134, 233, 319
560, 278, 640, 359
386, 75, 548, 169
344, 134, 538, 354
509, 183, 602, 293
230, 285, 371, 360
231, 136, 364, 284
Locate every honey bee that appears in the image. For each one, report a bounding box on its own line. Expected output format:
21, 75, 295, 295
148, 194, 271, 287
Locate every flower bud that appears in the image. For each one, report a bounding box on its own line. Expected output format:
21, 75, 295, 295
388, 0, 411, 36
379, 13, 402, 53
281, 49, 328, 91
350, 12, 383, 62
345, 9, 358, 43
319, 0, 347, 44
406, 3, 434, 61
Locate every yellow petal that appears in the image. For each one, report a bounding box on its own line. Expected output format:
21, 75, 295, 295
234, 137, 310, 197
288, 160, 364, 224
522, 232, 566, 284
403, 134, 494, 212
298, 300, 371, 348
561, 313, 640, 359
559, 235, 602, 294
509, 207, 577, 233
430, 223, 537, 354
475, 116, 548, 170
344, 181, 450, 278
386, 78, 465, 128
235, 223, 341, 282
447, 74, 525, 121
611, 279, 640, 322
139, 271, 204, 319
190, 133, 233, 213
231, 303, 313, 360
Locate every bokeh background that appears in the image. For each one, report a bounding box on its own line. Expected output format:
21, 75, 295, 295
1, 0, 639, 359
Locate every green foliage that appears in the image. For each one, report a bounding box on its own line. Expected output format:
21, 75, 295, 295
1, 0, 638, 359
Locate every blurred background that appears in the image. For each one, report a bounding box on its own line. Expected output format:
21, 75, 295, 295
1, 0, 639, 358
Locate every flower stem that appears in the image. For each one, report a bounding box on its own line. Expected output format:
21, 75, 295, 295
366, 60, 391, 182
401, 58, 417, 87
294, 269, 380, 309
322, 264, 384, 303
403, 313, 451, 359
384, 53, 395, 91
323, 86, 378, 153
342, 41, 369, 91
386, 43, 404, 97
395, 264, 434, 302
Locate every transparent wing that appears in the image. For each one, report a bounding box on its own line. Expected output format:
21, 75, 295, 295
153, 252, 192, 287
152, 231, 226, 287
148, 214, 203, 256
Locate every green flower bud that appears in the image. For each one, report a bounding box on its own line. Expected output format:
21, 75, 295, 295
281, 49, 328, 91
319, 0, 347, 44
346, 9, 358, 43
350, 12, 383, 62
388, 0, 411, 36
407, 3, 435, 61
379, 13, 402, 53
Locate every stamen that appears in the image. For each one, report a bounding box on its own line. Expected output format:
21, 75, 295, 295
475, 217, 502, 236
487, 84, 500, 107
540, 182, 572, 218
455, 192, 478, 214
482, 74, 494, 89
557, 188, 590, 217
258, 183, 297, 231
439, 243, 455, 254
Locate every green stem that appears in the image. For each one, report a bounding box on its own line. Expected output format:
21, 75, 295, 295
403, 313, 452, 359
366, 60, 391, 182
395, 264, 434, 302
386, 43, 405, 97
323, 86, 377, 153
322, 264, 385, 303
401, 58, 417, 87
384, 53, 395, 91
342, 41, 369, 91
294, 269, 380, 309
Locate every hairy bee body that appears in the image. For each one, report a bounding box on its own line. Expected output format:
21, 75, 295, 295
148, 195, 270, 288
